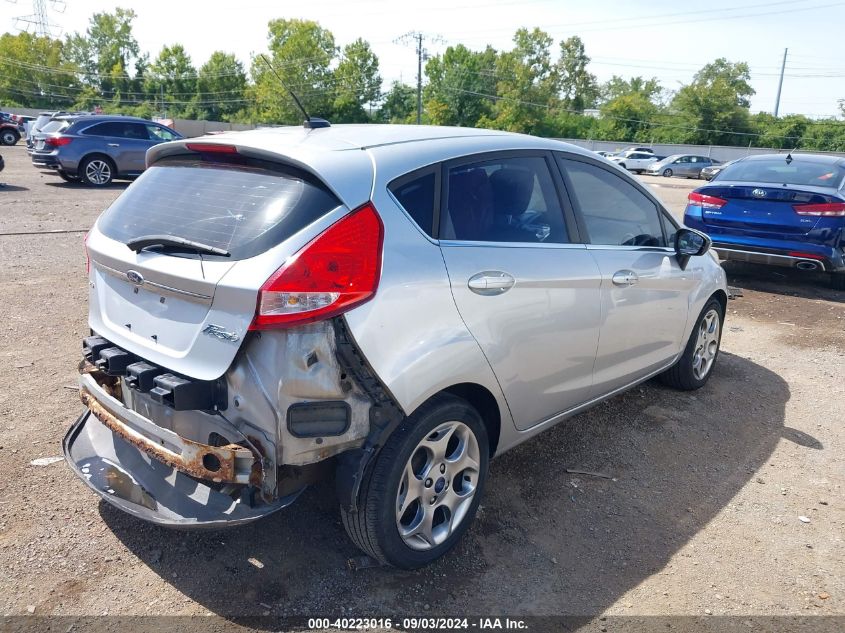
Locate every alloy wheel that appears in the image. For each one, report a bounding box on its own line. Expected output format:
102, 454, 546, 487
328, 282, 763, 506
395, 421, 481, 551
692, 308, 720, 380
85, 159, 112, 185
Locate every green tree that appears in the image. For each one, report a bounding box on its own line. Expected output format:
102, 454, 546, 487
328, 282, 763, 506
423, 44, 498, 127
145, 44, 197, 117
600, 75, 662, 103
250, 19, 337, 124
556, 36, 598, 112
0, 32, 80, 108
379, 81, 416, 123
195, 52, 247, 121
668, 58, 755, 145
596, 92, 659, 141
63, 8, 143, 102
331, 38, 381, 122
480, 28, 558, 134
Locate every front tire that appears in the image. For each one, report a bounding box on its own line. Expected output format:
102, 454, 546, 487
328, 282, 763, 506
1, 129, 19, 146
663, 168, 673, 177
660, 298, 723, 390
79, 156, 115, 186
341, 394, 489, 569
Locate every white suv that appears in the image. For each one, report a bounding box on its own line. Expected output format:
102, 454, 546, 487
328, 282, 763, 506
609, 150, 659, 174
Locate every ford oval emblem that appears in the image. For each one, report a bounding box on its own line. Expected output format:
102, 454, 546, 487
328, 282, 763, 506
126, 270, 144, 285
752, 188, 767, 198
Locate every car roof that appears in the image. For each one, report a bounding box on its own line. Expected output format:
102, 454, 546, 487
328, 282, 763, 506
59, 114, 150, 124
150, 124, 597, 211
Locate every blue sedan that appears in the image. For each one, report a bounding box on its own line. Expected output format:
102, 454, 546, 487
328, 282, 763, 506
683, 153, 845, 290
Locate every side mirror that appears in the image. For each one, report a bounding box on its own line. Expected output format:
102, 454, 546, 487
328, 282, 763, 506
675, 228, 711, 270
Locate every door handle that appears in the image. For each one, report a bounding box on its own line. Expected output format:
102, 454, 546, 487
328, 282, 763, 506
107, 143, 120, 147
612, 270, 639, 287
468, 271, 515, 295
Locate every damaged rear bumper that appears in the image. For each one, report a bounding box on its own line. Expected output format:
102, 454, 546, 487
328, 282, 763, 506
64, 374, 302, 528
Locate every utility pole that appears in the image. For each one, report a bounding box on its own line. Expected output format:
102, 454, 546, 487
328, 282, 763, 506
14, 0, 65, 37
774, 48, 788, 117
395, 31, 444, 125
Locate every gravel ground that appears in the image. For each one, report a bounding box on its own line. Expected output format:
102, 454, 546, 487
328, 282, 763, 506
0, 145, 843, 624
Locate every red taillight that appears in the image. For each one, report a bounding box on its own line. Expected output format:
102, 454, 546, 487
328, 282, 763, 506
250, 203, 384, 330
688, 191, 727, 209
793, 202, 845, 217
185, 143, 238, 154
45, 136, 72, 147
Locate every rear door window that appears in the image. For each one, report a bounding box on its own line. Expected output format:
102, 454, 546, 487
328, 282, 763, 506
97, 157, 342, 260
442, 155, 569, 244
82, 122, 126, 138
558, 157, 666, 247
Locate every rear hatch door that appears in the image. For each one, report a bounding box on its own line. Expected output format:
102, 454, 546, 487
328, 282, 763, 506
87, 151, 351, 381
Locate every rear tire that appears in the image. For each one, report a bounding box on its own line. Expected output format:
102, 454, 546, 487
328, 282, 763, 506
660, 298, 724, 390
663, 168, 673, 177
830, 274, 845, 291
340, 394, 489, 569
79, 155, 115, 186
1, 129, 19, 146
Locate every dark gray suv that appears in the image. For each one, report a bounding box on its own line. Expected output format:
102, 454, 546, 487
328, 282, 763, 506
31, 115, 182, 186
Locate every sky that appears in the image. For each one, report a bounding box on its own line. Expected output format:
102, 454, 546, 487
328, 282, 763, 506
2, 0, 844, 118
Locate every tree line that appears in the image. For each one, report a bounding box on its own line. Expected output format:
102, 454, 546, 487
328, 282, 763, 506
1, 8, 844, 150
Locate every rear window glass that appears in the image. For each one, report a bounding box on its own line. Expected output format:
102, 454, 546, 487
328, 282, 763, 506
719, 159, 845, 187
40, 120, 69, 133
97, 157, 341, 260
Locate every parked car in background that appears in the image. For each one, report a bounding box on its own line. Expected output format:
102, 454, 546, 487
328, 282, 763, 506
66, 124, 727, 569
0, 153, 4, 178
684, 153, 845, 290
622, 146, 655, 154
31, 114, 182, 186
700, 159, 736, 181
646, 154, 719, 179
594, 150, 614, 158
608, 150, 659, 174
1, 117, 22, 146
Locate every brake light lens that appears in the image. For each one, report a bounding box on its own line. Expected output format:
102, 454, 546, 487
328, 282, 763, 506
185, 143, 238, 154
793, 202, 845, 217
250, 203, 384, 330
44, 136, 72, 147
688, 191, 727, 209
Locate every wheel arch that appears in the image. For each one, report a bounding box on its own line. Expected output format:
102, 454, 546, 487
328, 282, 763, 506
440, 383, 501, 458
80, 152, 117, 170
710, 288, 728, 315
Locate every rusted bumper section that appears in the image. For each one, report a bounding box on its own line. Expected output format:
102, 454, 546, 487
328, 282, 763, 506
64, 374, 302, 528
79, 386, 253, 485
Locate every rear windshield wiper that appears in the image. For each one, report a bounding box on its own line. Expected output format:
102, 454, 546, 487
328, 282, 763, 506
125, 235, 230, 257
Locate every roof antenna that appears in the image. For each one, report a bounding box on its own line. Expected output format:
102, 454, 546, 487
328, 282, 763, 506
785, 152, 793, 164
259, 54, 331, 130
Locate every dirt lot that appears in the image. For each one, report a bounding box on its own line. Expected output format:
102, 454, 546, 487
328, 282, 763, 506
0, 144, 843, 626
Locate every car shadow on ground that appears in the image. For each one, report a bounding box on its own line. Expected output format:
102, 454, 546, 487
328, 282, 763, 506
101, 351, 794, 621
0, 184, 29, 192
724, 261, 844, 303
43, 181, 130, 190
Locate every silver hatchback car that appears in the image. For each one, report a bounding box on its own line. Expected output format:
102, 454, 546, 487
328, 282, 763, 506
66, 124, 727, 568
